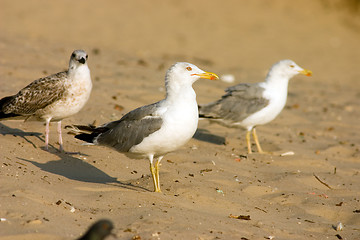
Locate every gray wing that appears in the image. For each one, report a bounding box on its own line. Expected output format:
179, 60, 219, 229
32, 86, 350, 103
199, 83, 269, 123
1, 72, 67, 115
96, 102, 163, 152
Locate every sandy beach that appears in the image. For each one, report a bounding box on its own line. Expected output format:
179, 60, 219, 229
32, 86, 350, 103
0, 1, 359, 239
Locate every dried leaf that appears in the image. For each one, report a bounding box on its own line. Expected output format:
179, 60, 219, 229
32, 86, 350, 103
229, 214, 251, 220
200, 168, 212, 174
114, 104, 124, 112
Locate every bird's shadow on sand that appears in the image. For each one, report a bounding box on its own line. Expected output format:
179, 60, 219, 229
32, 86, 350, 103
18, 151, 150, 192
1, 122, 150, 191
193, 128, 226, 145
0, 122, 43, 148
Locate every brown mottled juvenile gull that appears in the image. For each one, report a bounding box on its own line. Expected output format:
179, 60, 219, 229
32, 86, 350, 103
0, 50, 92, 151
199, 59, 312, 154
67, 62, 218, 192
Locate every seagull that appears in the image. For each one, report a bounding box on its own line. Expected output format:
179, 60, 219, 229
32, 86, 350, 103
0, 50, 92, 152
77, 219, 114, 240
67, 62, 218, 192
199, 59, 312, 154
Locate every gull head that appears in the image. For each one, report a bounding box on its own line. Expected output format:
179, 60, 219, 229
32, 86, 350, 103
268, 59, 312, 81
69, 49, 88, 70
165, 62, 218, 90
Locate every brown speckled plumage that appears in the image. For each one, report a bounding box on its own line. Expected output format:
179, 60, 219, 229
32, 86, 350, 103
1, 72, 67, 117
0, 49, 92, 151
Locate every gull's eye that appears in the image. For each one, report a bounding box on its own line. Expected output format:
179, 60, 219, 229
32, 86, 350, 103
290, 65, 295, 68
72, 53, 76, 58
186, 66, 192, 71
86, 55, 88, 59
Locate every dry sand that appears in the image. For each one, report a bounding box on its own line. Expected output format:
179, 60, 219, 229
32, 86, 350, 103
0, 0, 359, 239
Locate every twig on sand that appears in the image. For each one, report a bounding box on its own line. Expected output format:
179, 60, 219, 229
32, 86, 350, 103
313, 173, 333, 189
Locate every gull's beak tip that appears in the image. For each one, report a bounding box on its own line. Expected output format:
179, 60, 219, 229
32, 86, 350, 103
300, 69, 312, 77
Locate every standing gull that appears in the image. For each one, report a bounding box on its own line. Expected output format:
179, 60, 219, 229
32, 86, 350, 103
199, 59, 312, 154
68, 62, 218, 192
0, 50, 92, 151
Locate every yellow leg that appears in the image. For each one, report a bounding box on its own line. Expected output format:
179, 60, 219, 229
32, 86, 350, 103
154, 156, 163, 192
252, 128, 265, 154
149, 161, 159, 192
155, 161, 161, 192
246, 130, 252, 154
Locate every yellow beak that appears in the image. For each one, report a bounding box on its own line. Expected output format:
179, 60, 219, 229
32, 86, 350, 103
192, 71, 219, 80
299, 69, 312, 76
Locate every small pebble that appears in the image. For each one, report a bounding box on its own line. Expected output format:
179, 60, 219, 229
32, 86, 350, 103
27, 219, 42, 224
266, 236, 275, 240
70, 206, 76, 213
220, 74, 235, 83
280, 151, 295, 156
336, 222, 344, 231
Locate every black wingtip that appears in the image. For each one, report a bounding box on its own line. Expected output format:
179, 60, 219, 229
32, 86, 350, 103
198, 105, 205, 118
67, 124, 108, 144
199, 114, 215, 119
198, 105, 211, 119
74, 132, 97, 143
0, 96, 22, 120
198, 104, 216, 119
